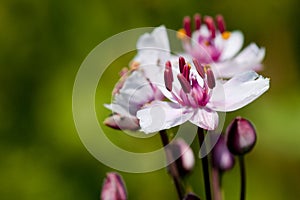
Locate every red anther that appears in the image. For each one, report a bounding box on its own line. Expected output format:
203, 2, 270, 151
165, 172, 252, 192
165, 60, 172, 70
216, 14, 226, 33
183, 64, 190, 82
194, 13, 201, 30
164, 61, 173, 91
204, 16, 216, 38
183, 16, 192, 38
206, 68, 216, 89
193, 59, 205, 79
179, 56, 186, 73
177, 74, 192, 93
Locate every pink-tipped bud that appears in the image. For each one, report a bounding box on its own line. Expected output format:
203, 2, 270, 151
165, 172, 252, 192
179, 56, 186, 73
164, 61, 173, 91
183, 193, 201, 200
183, 16, 192, 38
216, 14, 226, 33
168, 139, 195, 177
177, 74, 191, 93
206, 68, 216, 89
101, 172, 127, 200
226, 117, 257, 155
194, 13, 201, 30
212, 135, 235, 172
204, 16, 216, 38
104, 114, 140, 131
193, 59, 205, 79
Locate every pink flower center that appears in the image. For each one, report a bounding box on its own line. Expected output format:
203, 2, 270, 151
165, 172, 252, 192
180, 14, 231, 63
164, 57, 216, 108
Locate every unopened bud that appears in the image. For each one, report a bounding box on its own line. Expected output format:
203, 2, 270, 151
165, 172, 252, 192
212, 135, 235, 171
183, 193, 201, 200
226, 117, 257, 155
104, 114, 139, 131
101, 172, 127, 200
168, 138, 195, 177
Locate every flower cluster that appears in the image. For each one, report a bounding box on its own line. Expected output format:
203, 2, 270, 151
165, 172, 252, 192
101, 14, 270, 200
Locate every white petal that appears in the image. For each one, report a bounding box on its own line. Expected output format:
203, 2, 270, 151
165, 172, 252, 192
209, 71, 270, 112
136, 101, 193, 134
189, 108, 219, 130
218, 31, 244, 61
111, 71, 157, 116
134, 26, 171, 66
235, 43, 265, 63
213, 43, 265, 78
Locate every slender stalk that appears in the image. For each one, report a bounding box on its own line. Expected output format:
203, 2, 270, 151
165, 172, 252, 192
159, 130, 184, 200
239, 156, 246, 200
197, 127, 212, 200
212, 168, 222, 200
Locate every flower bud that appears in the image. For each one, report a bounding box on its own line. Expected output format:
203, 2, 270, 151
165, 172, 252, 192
212, 135, 235, 171
183, 193, 201, 200
101, 172, 127, 200
168, 138, 195, 177
226, 117, 257, 155
104, 114, 139, 131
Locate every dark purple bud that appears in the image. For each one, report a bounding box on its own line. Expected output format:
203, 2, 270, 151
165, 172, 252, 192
212, 135, 235, 171
179, 56, 186, 73
204, 16, 216, 38
104, 114, 139, 131
177, 74, 191, 93
168, 138, 195, 177
101, 172, 127, 200
226, 117, 257, 155
183, 16, 192, 38
216, 15, 226, 33
206, 68, 216, 89
194, 13, 201, 30
183, 193, 201, 200
193, 59, 205, 79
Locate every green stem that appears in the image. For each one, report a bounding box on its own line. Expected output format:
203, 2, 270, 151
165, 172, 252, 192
239, 156, 246, 200
197, 127, 212, 200
159, 130, 184, 200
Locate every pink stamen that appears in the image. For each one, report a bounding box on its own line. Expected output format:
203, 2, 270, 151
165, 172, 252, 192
204, 16, 216, 38
206, 68, 216, 89
164, 61, 173, 91
194, 13, 201, 30
183, 16, 192, 38
177, 74, 191, 93
216, 15, 226, 33
179, 56, 186, 73
193, 58, 205, 79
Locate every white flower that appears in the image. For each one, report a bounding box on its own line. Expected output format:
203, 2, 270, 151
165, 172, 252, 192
179, 14, 265, 78
104, 26, 171, 130
136, 57, 270, 134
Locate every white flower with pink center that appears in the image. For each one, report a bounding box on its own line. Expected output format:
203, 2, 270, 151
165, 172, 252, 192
179, 14, 265, 78
137, 57, 270, 133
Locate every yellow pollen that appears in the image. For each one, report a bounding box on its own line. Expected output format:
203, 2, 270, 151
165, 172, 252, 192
204, 65, 211, 73
177, 29, 187, 40
222, 31, 231, 40
130, 61, 140, 70
204, 40, 210, 46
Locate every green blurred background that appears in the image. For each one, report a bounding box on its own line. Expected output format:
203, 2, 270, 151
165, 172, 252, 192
1, 0, 300, 199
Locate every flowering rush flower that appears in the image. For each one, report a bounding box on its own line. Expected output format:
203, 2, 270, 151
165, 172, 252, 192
136, 57, 270, 133
104, 26, 171, 131
178, 14, 265, 78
